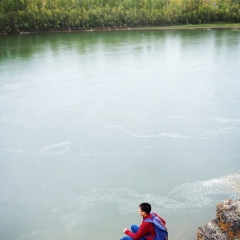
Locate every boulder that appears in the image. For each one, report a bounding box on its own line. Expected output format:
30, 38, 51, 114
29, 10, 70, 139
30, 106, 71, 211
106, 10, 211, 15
197, 199, 240, 240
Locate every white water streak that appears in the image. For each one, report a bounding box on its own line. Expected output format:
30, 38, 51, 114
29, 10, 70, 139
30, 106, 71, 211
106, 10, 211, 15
0, 148, 29, 154
132, 133, 189, 139
39, 141, 71, 154
211, 116, 240, 124
103, 124, 190, 139
1, 116, 27, 126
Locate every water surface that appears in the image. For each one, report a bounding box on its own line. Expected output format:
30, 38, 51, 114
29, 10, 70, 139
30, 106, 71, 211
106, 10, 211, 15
0, 29, 240, 240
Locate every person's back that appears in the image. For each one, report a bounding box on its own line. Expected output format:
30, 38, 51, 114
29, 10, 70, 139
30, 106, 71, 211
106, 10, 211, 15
144, 212, 168, 240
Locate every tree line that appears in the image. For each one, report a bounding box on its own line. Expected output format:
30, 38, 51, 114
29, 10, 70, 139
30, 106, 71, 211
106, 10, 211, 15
0, 0, 239, 33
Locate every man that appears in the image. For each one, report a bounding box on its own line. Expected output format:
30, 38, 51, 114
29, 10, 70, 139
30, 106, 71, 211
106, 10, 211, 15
120, 202, 167, 240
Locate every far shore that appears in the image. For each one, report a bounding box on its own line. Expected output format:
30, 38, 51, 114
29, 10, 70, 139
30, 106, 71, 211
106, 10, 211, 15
1, 23, 240, 35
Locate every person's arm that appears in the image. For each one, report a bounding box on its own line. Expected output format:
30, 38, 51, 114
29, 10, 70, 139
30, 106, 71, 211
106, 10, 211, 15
124, 222, 152, 240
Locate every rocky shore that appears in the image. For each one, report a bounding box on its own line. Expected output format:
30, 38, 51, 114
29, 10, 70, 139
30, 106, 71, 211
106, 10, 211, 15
197, 199, 240, 240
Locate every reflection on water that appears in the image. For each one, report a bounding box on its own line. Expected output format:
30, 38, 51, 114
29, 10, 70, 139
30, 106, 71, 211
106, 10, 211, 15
0, 29, 240, 240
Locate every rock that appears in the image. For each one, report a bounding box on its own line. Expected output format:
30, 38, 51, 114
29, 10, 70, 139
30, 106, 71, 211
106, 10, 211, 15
196, 199, 240, 240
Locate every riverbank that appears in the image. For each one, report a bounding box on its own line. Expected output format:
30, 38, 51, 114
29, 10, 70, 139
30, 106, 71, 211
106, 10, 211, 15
1, 23, 240, 35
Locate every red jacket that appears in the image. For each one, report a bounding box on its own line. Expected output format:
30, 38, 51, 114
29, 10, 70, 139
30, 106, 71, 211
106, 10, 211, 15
124, 212, 166, 240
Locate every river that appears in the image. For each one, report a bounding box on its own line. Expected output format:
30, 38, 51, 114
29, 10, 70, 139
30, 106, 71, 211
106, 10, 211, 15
0, 29, 240, 240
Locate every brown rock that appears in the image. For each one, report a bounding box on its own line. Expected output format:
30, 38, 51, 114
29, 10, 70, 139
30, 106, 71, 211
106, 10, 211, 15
196, 199, 240, 240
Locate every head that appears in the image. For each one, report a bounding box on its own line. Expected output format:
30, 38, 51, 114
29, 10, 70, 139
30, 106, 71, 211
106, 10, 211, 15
138, 203, 151, 217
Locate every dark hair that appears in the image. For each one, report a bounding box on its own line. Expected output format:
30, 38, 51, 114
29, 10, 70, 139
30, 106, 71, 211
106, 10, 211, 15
139, 203, 151, 214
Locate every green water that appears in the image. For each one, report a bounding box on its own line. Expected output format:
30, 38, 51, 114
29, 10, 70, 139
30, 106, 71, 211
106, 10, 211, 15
0, 29, 240, 240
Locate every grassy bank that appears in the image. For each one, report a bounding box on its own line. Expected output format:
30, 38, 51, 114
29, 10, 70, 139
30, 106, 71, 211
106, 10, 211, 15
12, 23, 240, 35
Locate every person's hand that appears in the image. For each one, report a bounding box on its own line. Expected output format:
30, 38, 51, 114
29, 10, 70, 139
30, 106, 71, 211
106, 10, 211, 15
123, 228, 128, 233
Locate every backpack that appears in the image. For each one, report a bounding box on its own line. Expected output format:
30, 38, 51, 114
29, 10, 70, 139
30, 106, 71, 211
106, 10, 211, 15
144, 213, 168, 240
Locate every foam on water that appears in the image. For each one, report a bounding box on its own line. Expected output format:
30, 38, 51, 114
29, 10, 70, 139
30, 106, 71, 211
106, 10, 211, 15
104, 117, 240, 141
18, 230, 51, 240
167, 176, 232, 209
104, 124, 190, 139
1, 117, 27, 125
204, 126, 239, 138
132, 133, 190, 139
211, 116, 240, 124
202, 116, 240, 139
39, 141, 71, 154
0, 148, 29, 154
40, 175, 235, 233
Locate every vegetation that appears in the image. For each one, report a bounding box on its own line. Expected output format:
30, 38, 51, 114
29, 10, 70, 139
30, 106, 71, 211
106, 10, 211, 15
0, 0, 240, 33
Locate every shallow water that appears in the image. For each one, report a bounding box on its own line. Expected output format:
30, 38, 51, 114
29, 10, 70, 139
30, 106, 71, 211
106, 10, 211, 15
0, 29, 240, 240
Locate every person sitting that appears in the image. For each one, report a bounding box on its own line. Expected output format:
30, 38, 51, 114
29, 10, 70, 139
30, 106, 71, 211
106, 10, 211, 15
120, 202, 167, 240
